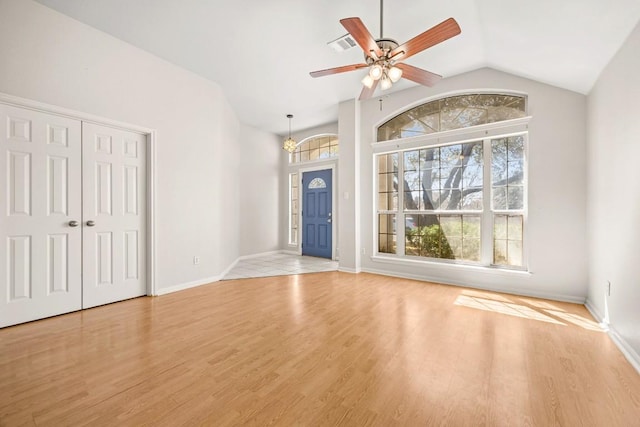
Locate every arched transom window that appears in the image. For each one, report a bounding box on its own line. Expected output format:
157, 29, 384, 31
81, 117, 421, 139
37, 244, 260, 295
377, 94, 526, 142
290, 134, 339, 163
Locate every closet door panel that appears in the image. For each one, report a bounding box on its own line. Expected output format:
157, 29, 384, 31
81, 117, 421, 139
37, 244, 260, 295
0, 104, 82, 328
82, 123, 146, 309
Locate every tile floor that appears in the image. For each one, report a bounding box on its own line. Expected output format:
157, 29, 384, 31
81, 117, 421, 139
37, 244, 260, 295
222, 252, 338, 280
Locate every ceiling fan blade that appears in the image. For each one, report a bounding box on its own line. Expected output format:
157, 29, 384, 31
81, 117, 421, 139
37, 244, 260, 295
309, 63, 368, 78
359, 78, 380, 101
389, 18, 461, 62
340, 17, 383, 58
396, 63, 442, 86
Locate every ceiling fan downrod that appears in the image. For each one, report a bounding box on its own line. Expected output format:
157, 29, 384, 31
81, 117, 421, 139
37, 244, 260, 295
379, 0, 383, 39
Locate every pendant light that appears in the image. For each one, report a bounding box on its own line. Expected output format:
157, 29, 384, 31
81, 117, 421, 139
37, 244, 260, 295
282, 114, 297, 153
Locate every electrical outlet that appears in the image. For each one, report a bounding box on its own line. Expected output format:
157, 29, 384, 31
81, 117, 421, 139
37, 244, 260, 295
607, 280, 611, 296
361, 247, 366, 255
193, 256, 200, 265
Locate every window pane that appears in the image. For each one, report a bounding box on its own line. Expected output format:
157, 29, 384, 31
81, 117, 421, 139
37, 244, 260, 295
378, 214, 396, 254
291, 135, 339, 164
461, 190, 482, 210
492, 136, 525, 212
463, 215, 481, 239
377, 154, 398, 212
493, 187, 507, 210
507, 215, 523, 240
493, 214, 523, 267
494, 239, 508, 264
508, 136, 524, 161
463, 238, 481, 261
507, 186, 524, 209
377, 94, 526, 142
289, 173, 298, 245
507, 160, 523, 184
508, 240, 523, 267
494, 215, 507, 239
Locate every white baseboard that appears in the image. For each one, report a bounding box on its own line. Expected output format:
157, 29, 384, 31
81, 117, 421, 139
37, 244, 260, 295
585, 299, 640, 375
360, 267, 585, 304
338, 266, 360, 273
155, 275, 222, 296
155, 250, 293, 296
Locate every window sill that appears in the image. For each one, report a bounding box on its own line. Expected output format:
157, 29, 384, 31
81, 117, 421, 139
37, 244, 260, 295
369, 254, 531, 278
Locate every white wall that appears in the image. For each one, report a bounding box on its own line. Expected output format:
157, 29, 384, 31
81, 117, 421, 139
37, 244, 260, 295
338, 100, 361, 271
587, 21, 640, 363
239, 124, 281, 256
0, 0, 242, 291
352, 68, 588, 302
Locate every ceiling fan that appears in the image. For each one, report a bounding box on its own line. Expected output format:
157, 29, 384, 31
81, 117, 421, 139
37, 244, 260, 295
309, 0, 461, 100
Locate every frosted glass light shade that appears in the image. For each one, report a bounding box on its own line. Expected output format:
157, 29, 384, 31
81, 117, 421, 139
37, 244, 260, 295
380, 76, 392, 90
388, 66, 403, 83
369, 64, 383, 80
361, 74, 374, 88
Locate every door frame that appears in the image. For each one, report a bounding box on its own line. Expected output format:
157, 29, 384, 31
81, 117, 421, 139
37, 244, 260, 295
0, 92, 157, 296
298, 164, 336, 260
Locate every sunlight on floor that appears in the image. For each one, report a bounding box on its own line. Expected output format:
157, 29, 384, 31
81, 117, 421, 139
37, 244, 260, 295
454, 291, 603, 331
454, 295, 564, 325
543, 310, 602, 331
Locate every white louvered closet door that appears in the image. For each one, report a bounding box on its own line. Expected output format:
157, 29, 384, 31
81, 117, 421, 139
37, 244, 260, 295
0, 104, 83, 327
81, 122, 146, 309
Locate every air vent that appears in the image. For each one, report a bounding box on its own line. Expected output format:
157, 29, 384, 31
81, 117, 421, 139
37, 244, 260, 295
327, 33, 357, 52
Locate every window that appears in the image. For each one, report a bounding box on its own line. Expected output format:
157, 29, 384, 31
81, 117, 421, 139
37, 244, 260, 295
377, 153, 398, 254
289, 173, 298, 245
290, 135, 339, 163
491, 136, 525, 267
308, 178, 326, 189
377, 94, 526, 141
375, 93, 527, 269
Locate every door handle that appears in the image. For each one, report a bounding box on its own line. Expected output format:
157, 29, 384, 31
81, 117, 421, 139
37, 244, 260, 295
86, 220, 96, 227
327, 218, 332, 223
68, 220, 79, 227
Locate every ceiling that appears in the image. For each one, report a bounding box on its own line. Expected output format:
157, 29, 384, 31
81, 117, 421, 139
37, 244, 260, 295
35, 0, 640, 135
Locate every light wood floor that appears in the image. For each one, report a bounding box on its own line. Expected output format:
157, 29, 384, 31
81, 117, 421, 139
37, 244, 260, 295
1, 272, 639, 426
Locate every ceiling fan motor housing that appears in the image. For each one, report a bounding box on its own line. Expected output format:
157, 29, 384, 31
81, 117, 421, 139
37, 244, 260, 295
365, 38, 400, 63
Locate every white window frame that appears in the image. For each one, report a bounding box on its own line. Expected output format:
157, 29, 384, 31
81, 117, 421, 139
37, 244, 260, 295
372, 117, 530, 271
288, 172, 298, 245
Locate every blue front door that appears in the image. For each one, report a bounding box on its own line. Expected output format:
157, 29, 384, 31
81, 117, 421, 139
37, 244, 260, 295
302, 169, 332, 259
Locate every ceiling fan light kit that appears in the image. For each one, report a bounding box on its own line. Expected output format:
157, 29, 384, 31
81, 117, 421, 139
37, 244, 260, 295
310, 0, 461, 100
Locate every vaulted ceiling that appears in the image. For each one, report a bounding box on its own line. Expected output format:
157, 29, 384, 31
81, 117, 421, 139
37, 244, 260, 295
35, 0, 640, 135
